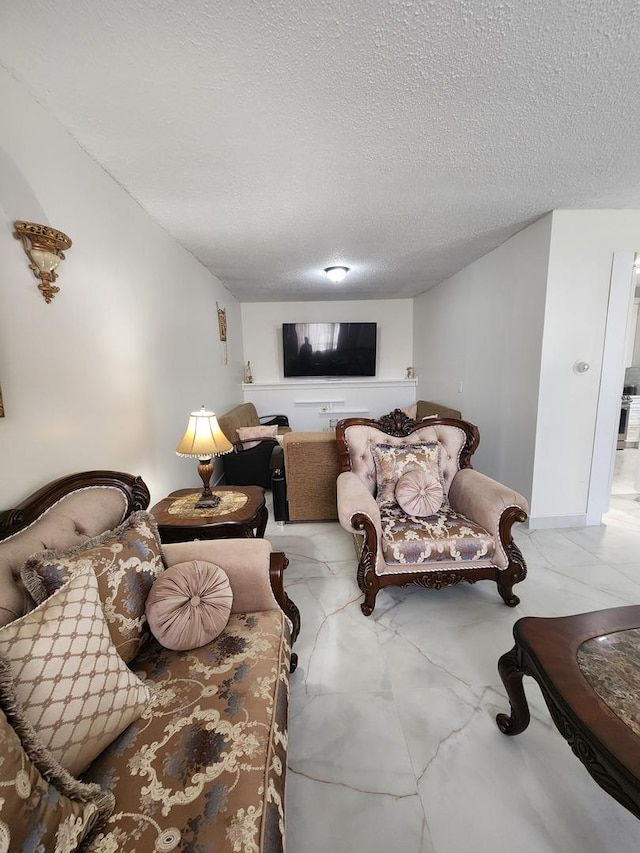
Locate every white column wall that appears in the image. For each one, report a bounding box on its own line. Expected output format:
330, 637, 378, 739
0, 69, 242, 506
531, 210, 640, 525
413, 215, 551, 504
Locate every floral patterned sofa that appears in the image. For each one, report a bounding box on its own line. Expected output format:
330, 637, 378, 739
0, 470, 299, 852
336, 410, 529, 616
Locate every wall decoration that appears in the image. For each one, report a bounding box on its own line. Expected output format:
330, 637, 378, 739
216, 302, 228, 365
13, 221, 72, 303
216, 303, 227, 341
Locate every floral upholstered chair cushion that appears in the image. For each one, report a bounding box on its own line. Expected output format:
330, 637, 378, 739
379, 503, 494, 565
367, 437, 494, 566
82, 609, 291, 853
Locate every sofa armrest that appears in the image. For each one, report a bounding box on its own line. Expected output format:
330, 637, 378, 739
448, 469, 529, 568
260, 414, 290, 427
337, 472, 381, 535
163, 539, 281, 614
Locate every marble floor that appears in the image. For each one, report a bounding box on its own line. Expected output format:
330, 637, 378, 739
263, 470, 640, 853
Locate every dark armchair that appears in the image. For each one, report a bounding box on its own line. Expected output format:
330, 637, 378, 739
217, 403, 291, 490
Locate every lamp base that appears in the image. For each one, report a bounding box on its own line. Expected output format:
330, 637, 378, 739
194, 492, 221, 510
194, 458, 220, 509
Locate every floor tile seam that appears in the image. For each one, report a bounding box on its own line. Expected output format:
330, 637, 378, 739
297, 592, 376, 691
539, 564, 640, 602
410, 688, 489, 788
292, 687, 398, 700
277, 550, 333, 566
376, 623, 474, 693
287, 766, 420, 798
527, 530, 608, 558
563, 531, 640, 551
535, 551, 607, 568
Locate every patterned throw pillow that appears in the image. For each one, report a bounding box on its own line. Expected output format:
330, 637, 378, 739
146, 560, 233, 651
236, 424, 279, 449
0, 656, 114, 852
372, 442, 442, 506
0, 564, 151, 775
21, 511, 165, 663
395, 469, 444, 517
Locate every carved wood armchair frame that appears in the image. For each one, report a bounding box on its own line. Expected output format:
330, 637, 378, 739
336, 410, 527, 616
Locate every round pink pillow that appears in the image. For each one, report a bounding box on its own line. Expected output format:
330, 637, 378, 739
146, 560, 233, 651
395, 469, 444, 517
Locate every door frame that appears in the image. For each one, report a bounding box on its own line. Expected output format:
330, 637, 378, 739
586, 251, 636, 524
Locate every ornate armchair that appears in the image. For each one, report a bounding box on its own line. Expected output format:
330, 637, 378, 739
335, 410, 529, 616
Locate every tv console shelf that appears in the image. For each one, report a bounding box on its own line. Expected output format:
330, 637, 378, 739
242, 378, 417, 431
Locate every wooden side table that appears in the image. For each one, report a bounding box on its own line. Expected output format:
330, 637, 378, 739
149, 486, 268, 544
497, 605, 640, 819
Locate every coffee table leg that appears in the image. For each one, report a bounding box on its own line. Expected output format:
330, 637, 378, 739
496, 644, 531, 735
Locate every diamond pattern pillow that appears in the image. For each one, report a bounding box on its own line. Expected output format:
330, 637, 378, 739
0, 563, 151, 775
372, 442, 442, 506
21, 510, 165, 663
0, 656, 114, 851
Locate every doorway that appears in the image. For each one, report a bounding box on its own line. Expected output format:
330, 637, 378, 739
610, 262, 640, 518
587, 252, 638, 524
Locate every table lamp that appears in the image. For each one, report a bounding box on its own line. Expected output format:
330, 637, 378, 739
176, 406, 233, 508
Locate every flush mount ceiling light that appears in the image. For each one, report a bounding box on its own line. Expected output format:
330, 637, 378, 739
14, 221, 72, 303
324, 266, 350, 283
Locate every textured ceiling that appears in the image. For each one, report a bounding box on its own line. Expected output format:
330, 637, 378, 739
1, 0, 640, 301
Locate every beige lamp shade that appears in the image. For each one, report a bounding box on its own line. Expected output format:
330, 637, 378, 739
176, 407, 233, 458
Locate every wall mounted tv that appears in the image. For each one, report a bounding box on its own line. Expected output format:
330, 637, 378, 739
282, 322, 377, 378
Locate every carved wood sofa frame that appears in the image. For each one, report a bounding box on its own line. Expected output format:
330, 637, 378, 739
0, 470, 300, 668
336, 410, 528, 616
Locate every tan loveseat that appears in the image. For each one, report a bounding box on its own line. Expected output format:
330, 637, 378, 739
0, 470, 299, 852
415, 399, 461, 420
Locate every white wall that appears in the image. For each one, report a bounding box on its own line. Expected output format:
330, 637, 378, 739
241, 299, 413, 381
240, 300, 415, 428
242, 378, 417, 431
413, 215, 552, 503
531, 210, 640, 525
0, 69, 243, 507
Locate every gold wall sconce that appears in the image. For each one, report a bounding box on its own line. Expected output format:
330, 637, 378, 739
13, 221, 72, 303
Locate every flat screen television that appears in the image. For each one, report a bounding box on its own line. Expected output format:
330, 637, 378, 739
282, 322, 377, 378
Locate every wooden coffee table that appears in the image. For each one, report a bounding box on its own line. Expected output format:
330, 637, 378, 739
497, 605, 640, 819
150, 486, 268, 544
